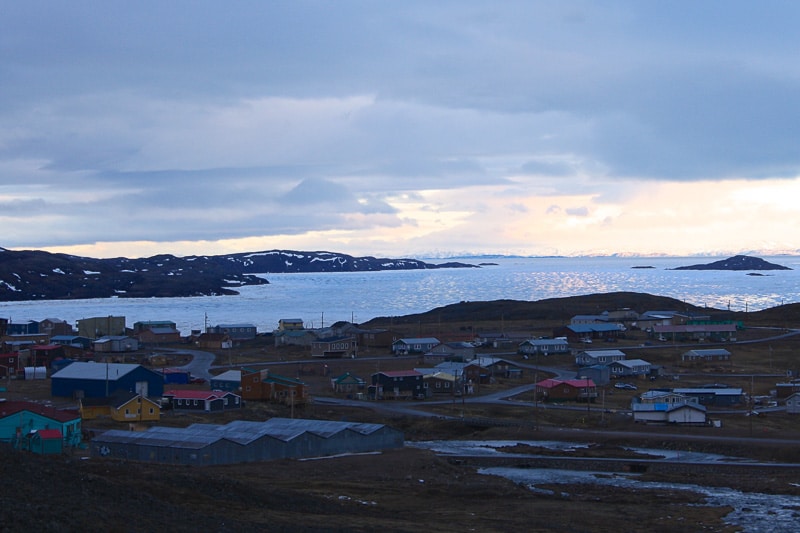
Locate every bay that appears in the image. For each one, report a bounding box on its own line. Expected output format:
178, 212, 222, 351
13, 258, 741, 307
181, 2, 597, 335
1, 256, 799, 335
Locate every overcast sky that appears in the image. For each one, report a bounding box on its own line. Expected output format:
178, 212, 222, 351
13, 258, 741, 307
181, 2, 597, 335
3, 1, 800, 259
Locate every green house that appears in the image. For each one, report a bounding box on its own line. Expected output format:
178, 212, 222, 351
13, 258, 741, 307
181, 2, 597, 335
0, 401, 82, 449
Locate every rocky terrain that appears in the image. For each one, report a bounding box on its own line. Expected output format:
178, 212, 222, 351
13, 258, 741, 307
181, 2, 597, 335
672, 254, 791, 271
0, 248, 474, 301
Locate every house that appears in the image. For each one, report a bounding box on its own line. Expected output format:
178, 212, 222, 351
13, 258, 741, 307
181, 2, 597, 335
669, 386, 744, 407
30, 344, 65, 367
0, 401, 82, 448
331, 372, 366, 394
39, 318, 73, 337
92, 335, 139, 353
51, 362, 164, 399
391, 338, 440, 355
162, 368, 191, 384
240, 367, 307, 405
575, 349, 626, 366
570, 314, 610, 325
76, 316, 126, 339
2, 334, 50, 351
369, 370, 425, 400
786, 392, 800, 414
652, 324, 737, 342
631, 400, 707, 425
608, 358, 652, 378
553, 323, 625, 342
209, 370, 242, 392
775, 379, 800, 399
682, 348, 732, 363
518, 338, 570, 356
49, 335, 93, 350
136, 327, 182, 345
278, 318, 304, 331
23, 429, 64, 455
273, 329, 316, 347
424, 341, 475, 363
474, 331, 530, 349
80, 391, 161, 422
0, 353, 21, 378
311, 336, 356, 358
196, 332, 233, 350
163, 390, 242, 413
348, 327, 397, 349
6, 320, 39, 335
208, 323, 258, 340
423, 372, 459, 395
472, 356, 523, 380
429, 362, 482, 386
132, 320, 177, 334
574, 364, 611, 386
535, 378, 597, 403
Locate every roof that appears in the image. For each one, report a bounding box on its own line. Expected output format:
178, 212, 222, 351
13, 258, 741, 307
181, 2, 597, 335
332, 372, 364, 384
93, 417, 390, 449
51, 362, 143, 381
314, 335, 354, 343
144, 327, 179, 335
567, 324, 624, 333
521, 338, 569, 345
376, 370, 423, 378
673, 387, 743, 395
394, 337, 440, 344
580, 350, 626, 357
164, 390, 236, 400
422, 371, 456, 381
215, 323, 256, 328
33, 429, 63, 439
654, 324, 737, 333
683, 348, 732, 356
610, 358, 651, 368
211, 370, 242, 382
537, 378, 595, 389
0, 401, 80, 423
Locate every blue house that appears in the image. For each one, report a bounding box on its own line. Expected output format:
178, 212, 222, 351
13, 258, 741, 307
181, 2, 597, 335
51, 362, 164, 399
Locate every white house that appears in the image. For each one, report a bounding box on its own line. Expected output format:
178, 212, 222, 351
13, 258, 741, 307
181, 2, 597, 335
575, 349, 626, 366
632, 391, 706, 424
608, 358, 652, 377
518, 338, 570, 356
391, 337, 440, 355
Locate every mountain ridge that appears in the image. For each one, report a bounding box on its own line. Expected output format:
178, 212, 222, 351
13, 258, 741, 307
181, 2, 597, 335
0, 248, 475, 301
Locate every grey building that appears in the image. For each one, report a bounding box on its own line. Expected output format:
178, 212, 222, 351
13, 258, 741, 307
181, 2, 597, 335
91, 418, 404, 465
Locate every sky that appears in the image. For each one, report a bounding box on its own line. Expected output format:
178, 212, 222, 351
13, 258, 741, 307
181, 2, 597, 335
3, 1, 800, 259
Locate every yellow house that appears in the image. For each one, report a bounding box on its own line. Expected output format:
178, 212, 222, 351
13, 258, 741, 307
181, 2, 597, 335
80, 391, 161, 422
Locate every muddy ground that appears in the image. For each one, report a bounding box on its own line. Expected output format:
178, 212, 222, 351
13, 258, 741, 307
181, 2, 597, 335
4, 416, 800, 533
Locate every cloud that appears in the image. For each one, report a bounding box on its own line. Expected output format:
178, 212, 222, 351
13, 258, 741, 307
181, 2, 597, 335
2, 2, 800, 257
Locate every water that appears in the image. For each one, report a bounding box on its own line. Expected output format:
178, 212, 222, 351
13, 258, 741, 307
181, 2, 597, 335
2, 256, 799, 334
410, 440, 800, 531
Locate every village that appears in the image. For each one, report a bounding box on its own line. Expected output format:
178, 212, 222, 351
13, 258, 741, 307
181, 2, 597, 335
3, 299, 800, 464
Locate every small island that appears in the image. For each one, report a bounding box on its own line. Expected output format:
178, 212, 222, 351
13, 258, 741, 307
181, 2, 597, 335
671, 255, 791, 271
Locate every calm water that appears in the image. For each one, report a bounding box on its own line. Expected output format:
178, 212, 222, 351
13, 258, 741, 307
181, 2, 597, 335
2, 256, 799, 334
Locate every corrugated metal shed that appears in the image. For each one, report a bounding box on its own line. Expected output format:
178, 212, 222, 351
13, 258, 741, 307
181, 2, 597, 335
92, 417, 403, 465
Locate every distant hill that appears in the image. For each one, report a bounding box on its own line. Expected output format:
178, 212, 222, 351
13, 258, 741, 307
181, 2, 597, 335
672, 255, 791, 271
0, 248, 474, 301
364, 291, 800, 329
365, 292, 714, 326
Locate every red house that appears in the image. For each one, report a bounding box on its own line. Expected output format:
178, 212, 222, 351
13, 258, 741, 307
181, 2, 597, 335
535, 378, 597, 403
